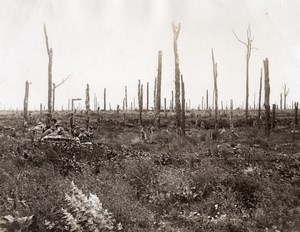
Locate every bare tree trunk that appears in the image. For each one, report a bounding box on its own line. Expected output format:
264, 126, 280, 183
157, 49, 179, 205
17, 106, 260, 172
23, 81, 30, 121
164, 98, 167, 118
272, 104, 276, 130
155, 50, 162, 126
206, 90, 209, 110
181, 75, 185, 136
125, 86, 128, 111
230, 99, 233, 120
138, 81, 143, 125
68, 99, 70, 111
146, 82, 149, 111
104, 88, 106, 111
153, 77, 157, 111
40, 103, 42, 115
172, 21, 181, 132
202, 96, 204, 110
264, 59, 271, 137
295, 102, 299, 125
245, 56, 249, 120
283, 84, 289, 110
171, 91, 174, 112
280, 93, 282, 110
52, 83, 55, 112
258, 68, 262, 129
212, 49, 218, 125
85, 84, 90, 130
44, 24, 53, 117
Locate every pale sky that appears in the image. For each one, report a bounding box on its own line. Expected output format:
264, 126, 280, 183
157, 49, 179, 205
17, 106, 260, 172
0, 0, 299, 110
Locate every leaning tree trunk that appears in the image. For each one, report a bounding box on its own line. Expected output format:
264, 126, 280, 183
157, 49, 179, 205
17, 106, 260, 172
44, 24, 53, 117
264, 59, 271, 137
23, 81, 30, 121
181, 75, 185, 136
212, 49, 218, 125
155, 50, 162, 126
172, 22, 181, 132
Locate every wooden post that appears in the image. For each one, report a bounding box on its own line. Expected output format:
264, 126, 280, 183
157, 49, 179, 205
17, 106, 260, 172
23, 81, 30, 121
272, 104, 276, 129
181, 75, 185, 136
172, 21, 182, 132
258, 68, 262, 129
264, 59, 271, 137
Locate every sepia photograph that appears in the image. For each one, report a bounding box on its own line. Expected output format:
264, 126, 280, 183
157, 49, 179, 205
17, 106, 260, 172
0, 0, 299, 231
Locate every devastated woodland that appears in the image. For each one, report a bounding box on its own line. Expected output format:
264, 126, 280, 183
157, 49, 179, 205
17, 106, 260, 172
0, 9, 300, 232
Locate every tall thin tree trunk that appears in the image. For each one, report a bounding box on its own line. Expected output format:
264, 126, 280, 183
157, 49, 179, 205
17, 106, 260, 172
246, 56, 249, 120
258, 68, 262, 129
44, 24, 53, 117
154, 77, 157, 111
264, 59, 271, 137
164, 98, 167, 118
280, 94, 282, 110
104, 88, 106, 111
125, 86, 128, 111
40, 103, 42, 115
172, 22, 181, 132
230, 99, 233, 120
23, 81, 30, 121
206, 90, 209, 110
202, 96, 204, 110
85, 84, 90, 130
171, 91, 174, 112
52, 83, 55, 112
155, 50, 162, 126
146, 82, 149, 111
272, 104, 276, 129
181, 75, 185, 136
295, 102, 299, 125
212, 49, 218, 124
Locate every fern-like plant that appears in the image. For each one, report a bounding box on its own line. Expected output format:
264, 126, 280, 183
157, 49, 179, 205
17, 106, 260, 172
46, 181, 122, 231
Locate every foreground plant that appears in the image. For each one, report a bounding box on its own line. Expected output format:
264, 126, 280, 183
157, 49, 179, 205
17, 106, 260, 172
45, 181, 122, 231
0, 214, 34, 232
